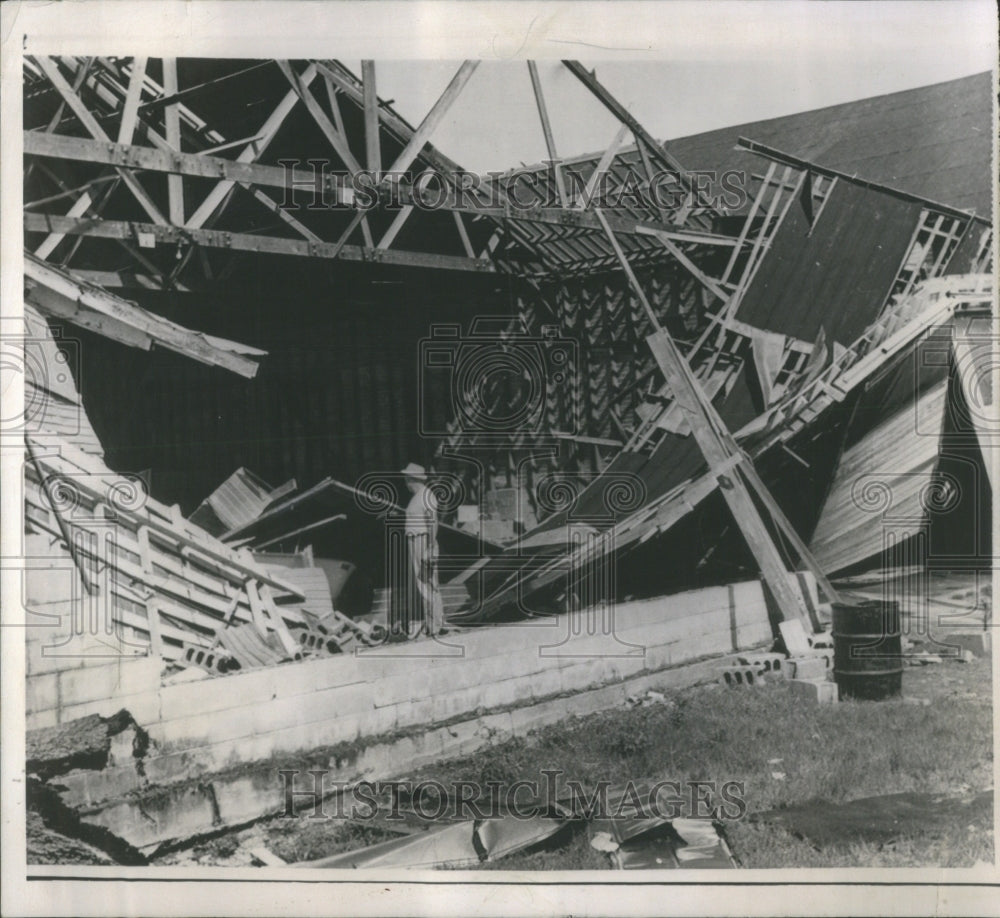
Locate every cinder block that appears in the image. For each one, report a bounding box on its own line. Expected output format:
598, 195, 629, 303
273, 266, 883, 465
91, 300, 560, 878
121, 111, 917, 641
789, 678, 838, 704
57, 663, 121, 707
718, 665, 763, 688
26, 708, 59, 730
557, 659, 610, 694
787, 655, 830, 681
26, 672, 59, 713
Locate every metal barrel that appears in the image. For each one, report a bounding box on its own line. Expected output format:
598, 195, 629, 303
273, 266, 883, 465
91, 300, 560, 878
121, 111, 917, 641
832, 600, 903, 701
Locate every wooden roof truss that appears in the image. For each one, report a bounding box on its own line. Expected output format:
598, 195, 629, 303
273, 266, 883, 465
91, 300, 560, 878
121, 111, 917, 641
24, 56, 737, 292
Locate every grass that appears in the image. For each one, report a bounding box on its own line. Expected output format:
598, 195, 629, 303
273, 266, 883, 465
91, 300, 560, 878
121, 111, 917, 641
405, 655, 993, 869
155, 654, 992, 870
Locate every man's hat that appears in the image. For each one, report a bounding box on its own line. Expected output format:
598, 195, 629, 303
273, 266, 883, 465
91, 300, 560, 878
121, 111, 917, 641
401, 462, 427, 480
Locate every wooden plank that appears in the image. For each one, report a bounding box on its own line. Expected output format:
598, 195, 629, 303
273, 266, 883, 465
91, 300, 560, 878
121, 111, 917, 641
737, 461, 841, 605
384, 61, 479, 177
24, 131, 352, 203
377, 205, 413, 250
562, 60, 709, 215
316, 60, 467, 178
24, 254, 264, 378
575, 123, 629, 210
720, 160, 775, 285
596, 210, 810, 626
161, 58, 184, 226
645, 330, 810, 626
33, 57, 168, 227
25, 442, 308, 600
33, 57, 144, 260
453, 212, 475, 258
258, 584, 301, 659
43, 56, 93, 134
186, 62, 318, 229
275, 60, 363, 176
361, 60, 381, 173
24, 212, 496, 274
527, 61, 568, 207
23, 132, 739, 249
636, 227, 731, 303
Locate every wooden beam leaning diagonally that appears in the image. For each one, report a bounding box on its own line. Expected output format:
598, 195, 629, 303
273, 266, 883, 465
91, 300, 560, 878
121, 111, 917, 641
595, 210, 811, 627
34, 58, 148, 260
384, 61, 479, 177
33, 56, 169, 227
185, 62, 318, 229
720, 160, 775, 286
72, 57, 318, 255
562, 60, 708, 215
276, 59, 373, 246
646, 330, 812, 628
636, 227, 731, 304
526, 61, 568, 207
276, 60, 362, 175
573, 123, 630, 210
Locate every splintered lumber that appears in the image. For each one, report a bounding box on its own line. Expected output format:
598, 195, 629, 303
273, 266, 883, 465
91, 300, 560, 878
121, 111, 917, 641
597, 209, 818, 627
21, 437, 331, 664
24, 254, 265, 378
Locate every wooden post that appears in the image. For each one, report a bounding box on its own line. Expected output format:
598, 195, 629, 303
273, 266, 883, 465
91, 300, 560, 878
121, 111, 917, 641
527, 61, 568, 207
361, 61, 382, 173
596, 209, 816, 627
162, 58, 185, 226
384, 61, 479, 177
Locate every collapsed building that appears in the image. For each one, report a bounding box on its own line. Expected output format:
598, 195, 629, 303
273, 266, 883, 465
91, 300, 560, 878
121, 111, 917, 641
18, 58, 994, 862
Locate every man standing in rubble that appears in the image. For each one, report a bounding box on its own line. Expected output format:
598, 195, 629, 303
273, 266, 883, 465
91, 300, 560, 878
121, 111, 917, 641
401, 462, 445, 637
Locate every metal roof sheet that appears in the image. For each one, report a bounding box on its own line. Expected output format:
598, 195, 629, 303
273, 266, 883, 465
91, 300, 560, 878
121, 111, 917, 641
664, 72, 992, 217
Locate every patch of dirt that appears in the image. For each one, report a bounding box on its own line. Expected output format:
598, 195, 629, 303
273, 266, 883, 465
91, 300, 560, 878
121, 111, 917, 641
27, 810, 115, 866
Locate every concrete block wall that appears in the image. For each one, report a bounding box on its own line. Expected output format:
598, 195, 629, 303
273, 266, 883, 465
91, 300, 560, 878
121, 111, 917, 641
27, 579, 774, 782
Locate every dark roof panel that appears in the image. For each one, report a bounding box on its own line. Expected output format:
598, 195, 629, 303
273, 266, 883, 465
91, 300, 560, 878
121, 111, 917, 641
663, 72, 992, 217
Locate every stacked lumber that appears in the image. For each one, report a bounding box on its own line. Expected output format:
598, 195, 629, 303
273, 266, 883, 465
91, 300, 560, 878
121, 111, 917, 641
22, 435, 338, 671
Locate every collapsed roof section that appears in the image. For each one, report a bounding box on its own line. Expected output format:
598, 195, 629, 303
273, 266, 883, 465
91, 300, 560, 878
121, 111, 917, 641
23, 57, 734, 286
433, 136, 992, 488
19, 57, 995, 633
453, 272, 992, 623
24, 253, 266, 377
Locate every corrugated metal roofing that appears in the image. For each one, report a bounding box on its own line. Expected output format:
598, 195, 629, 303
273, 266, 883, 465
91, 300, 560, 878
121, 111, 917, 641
809, 380, 948, 573
663, 72, 992, 217
735, 179, 925, 345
